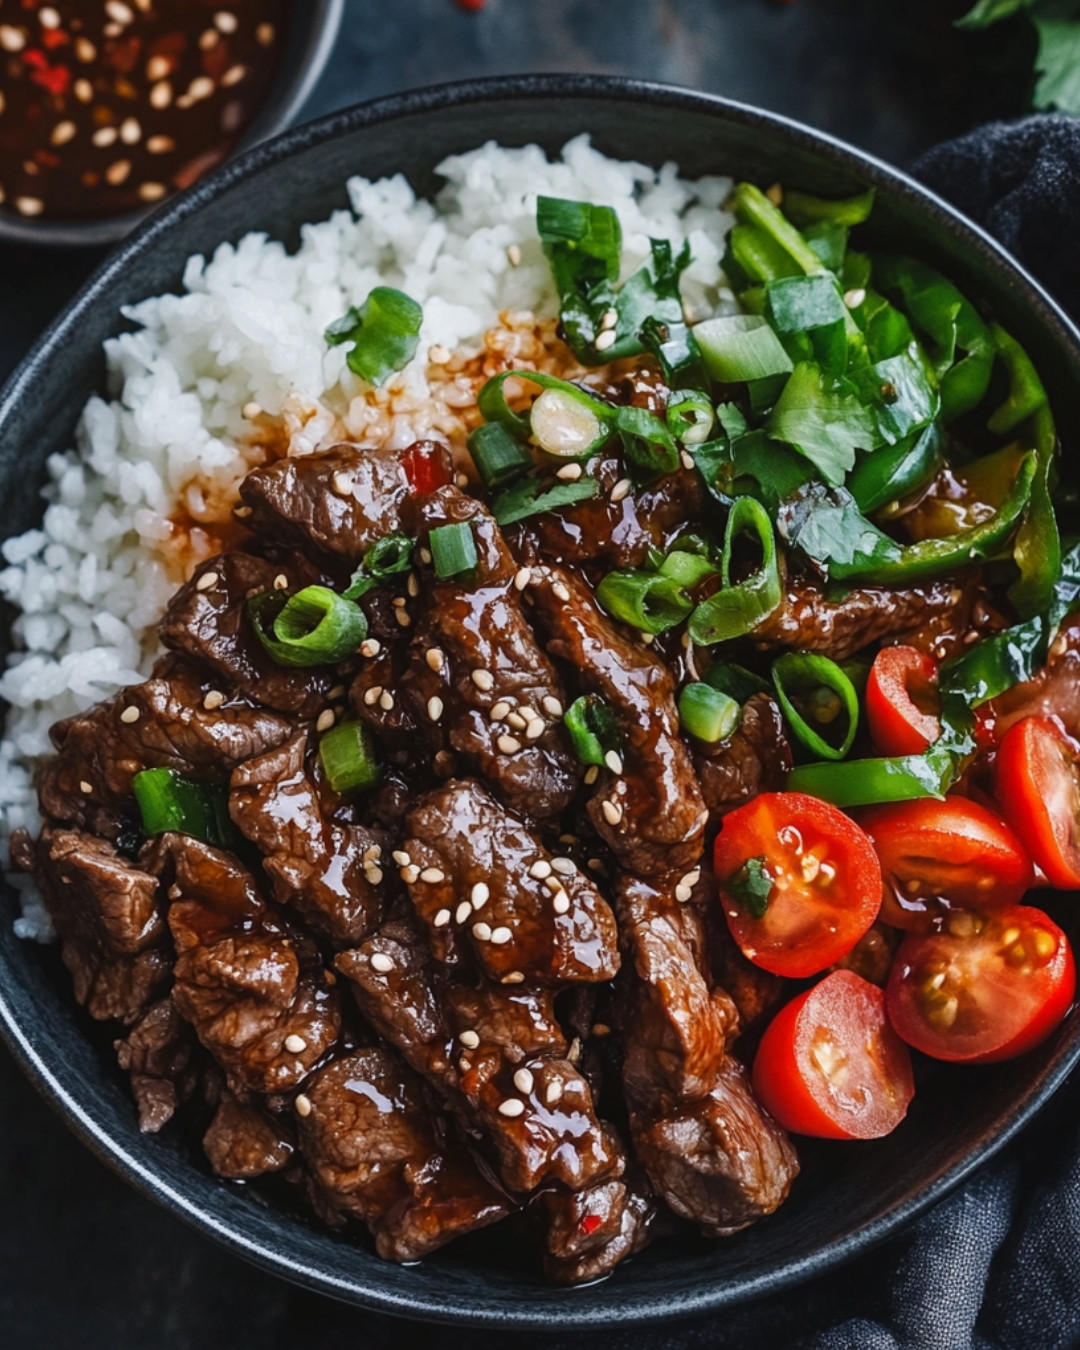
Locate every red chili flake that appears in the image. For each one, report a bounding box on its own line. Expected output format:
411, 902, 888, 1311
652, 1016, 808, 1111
580, 1214, 602, 1236
42, 28, 70, 51
23, 49, 71, 96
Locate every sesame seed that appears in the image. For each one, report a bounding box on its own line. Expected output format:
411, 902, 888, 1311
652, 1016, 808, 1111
120, 118, 141, 145
587, 858, 606, 875
50, 121, 77, 147
76, 37, 97, 62
681, 868, 702, 887
295, 1094, 312, 1117
138, 183, 168, 203
604, 750, 623, 775
392, 851, 411, 866
146, 55, 171, 80
419, 547, 432, 564
74, 80, 93, 103
378, 691, 394, 711
256, 21, 275, 44
420, 867, 445, 884
370, 953, 395, 974
514, 1067, 535, 1093
458, 1056, 471, 1073
553, 891, 571, 915
501, 971, 525, 985
610, 478, 632, 503
394, 609, 412, 628
39, 7, 61, 28
188, 76, 215, 101
407, 572, 420, 598
568, 1037, 582, 1064
149, 81, 173, 109
106, 158, 131, 186
552, 581, 570, 602
222, 64, 248, 88
434, 908, 451, 928
79, 780, 93, 795
551, 857, 576, 875
426, 647, 445, 673
489, 701, 511, 722
498, 1098, 525, 1117
600, 308, 618, 331
401, 865, 420, 884
455, 901, 472, 924
602, 799, 623, 826
530, 860, 552, 880
0, 25, 26, 52
274, 573, 289, 590
497, 734, 521, 755
556, 463, 583, 481
428, 343, 450, 364
584, 765, 599, 786
202, 691, 225, 711
471, 668, 494, 692
364, 685, 383, 706
427, 696, 444, 722
316, 709, 335, 732
363, 844, 381, 862
359, 638, 381, 658
215, 10, 240, 33
146, 134, 175, 154
507, 243, 522, 266
525, 719, 545, 740
595, 329, 617, 352
106, 1, 135, 22
92, 126, 118, 148
844, 287, 867, 308
365, 864, 384, 885
675, 884, 693, 903
544, 875, 564, 894
545, 1080, 563, 1104
234, 505, 252, 519
514, 567, 531, 591
681, 451, 695, 471
332, 471, 352, 496
242, 401, 261, 420
592, 1023, 611, 1037
542, 696, 563, 717
459, 1030, 480, 1049
472, 922, 492, 942
471, 882, 489, 908
284, 1034, 307, 1054
491, 926, 512, 945
506, 711, 527, 730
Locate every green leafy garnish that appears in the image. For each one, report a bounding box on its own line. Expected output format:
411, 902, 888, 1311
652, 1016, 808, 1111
727, 857, 774, 920
325, 287, 423, 385
489, 476, 598, 526
767, 362, 878, 485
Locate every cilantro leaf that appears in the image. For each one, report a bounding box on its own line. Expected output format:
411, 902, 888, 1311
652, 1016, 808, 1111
727, 857, 774, 920
490, 476, 598, 526
1034, 17, 1080, 112
766, 362, 879, 485
777, 481, 902, 581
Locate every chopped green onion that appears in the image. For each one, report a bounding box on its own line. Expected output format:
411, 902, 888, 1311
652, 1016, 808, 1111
324, 286, 423, 386
687, 497, 782, 646
787, 747, 957, 806
467, 422, 533, 488
678, 682, 741, 743
693, 314, 794, 384
430, 522, 477, 579
318, 721, 381, 795
666, 390, 715, 445
783, 187, 876, 227
342, 533, 415, 601
476, 370, 614, 459
596, 569, 693, 635
249, 585, 367, 668
563, 695, 621, 766
732, 183, 825, 277
659, 549, 719, 589
614, 404, 680, 477
132, 768, 233, 848
771, 652, 859, 761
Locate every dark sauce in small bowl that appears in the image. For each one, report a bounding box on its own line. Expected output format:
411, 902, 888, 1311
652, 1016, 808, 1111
0, 0, 287, 223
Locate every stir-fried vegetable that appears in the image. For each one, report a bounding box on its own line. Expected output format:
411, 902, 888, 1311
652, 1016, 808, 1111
249, 585, 367, 667
132, 768, 233, 848
563, 694, 622, 766
429, 522, 478, 579
771, 652, 859, 760
318, 721, 381, 795
325, 286, 423, 385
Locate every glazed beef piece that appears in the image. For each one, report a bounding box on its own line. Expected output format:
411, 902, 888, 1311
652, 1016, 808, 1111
230, 734, 385, 946
403, 487, 577, 820
705, 913, 788, 1035
12, 827, 170, 1025
202, 1090, 294, 1180
159, 552, 334, 718
146, 833, 341, 1095
528, 565, 707, 875
615, 874, 738, 1105
630, 1056, 798, 1237
693, 693, 792, 820
298, 1049, 511, 1262
114, 997, 197, 1133
538, 1173, 655, 1286
239, 441, 449, 566
401, 778, 620, 985
38, 656, 293, 840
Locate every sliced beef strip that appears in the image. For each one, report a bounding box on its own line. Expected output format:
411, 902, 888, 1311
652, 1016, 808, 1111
146, 833, 341, 1095
38, 656, 294, 840
229, 734, 385, 946
693, 693, 792, 821
630, 1055, 798, 1237
159, 551, 334, 718
705, 909, 788, 1036
402, 778, 619, 986
297, 1049, 511, 1263
528, 564, 707, 875
403, 487, 577, 820
239, 441, 450, 566
538, 1173, 655, 1286
114, 997, 197, 1133
202, 1090, 294, 1180
614, 874, 739, 1105
12, 827, 170, 1026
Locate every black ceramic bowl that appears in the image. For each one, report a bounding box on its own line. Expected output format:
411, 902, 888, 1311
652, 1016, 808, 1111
0, 0, 344, 248
2, 75, 1079, 1330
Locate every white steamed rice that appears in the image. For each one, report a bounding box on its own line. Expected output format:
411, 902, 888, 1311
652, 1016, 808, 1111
0, 134, 736, 940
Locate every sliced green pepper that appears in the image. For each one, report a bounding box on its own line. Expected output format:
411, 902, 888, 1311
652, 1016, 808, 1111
787, 746, 957, 806
848, 423, 944, 515
771, 653, 859, 760
687, 497, 783, 645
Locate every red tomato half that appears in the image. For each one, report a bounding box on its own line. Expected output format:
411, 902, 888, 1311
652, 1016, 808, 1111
860, 796, 1035, 930
752, 970, 915, 1139
866, 645, 941, 756
885, 905, 1075, 1064
714, 792, 882, 978
996, 717, 1080, 890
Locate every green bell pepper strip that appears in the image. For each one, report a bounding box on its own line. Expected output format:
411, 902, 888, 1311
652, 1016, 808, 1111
732, 183, 825, 277
836, 449, 1036, 585
987, 324, 1049, 434
771, 652, 859, 761
783, 187, 876, 227
595, 569, 694, 635
848, 423, 945, 515
787, 745, 957, 806
563, 694, 622, 766
132, 768, 235, 848
687, 497, 783, 645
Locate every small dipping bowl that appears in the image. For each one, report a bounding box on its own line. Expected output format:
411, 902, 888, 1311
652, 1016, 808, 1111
0, 0, 343, 248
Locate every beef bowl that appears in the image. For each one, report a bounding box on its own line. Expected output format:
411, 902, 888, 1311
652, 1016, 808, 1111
1, 75, 1079, 1329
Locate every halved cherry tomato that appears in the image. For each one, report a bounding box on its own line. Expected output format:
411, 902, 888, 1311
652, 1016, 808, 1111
402, 440, 453, 494
860, 796, 1035, 930
885, 905, 1075, 1063
996, 717, 1080, 890
714, 792, 882, 978
866, 645, 941, 756
752, 970, 915, 1139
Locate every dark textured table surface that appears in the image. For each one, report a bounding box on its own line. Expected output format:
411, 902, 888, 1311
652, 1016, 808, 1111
0, 3, 1035, 1346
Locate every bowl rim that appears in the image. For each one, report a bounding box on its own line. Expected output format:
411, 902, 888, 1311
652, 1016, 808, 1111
2, 71, 1080, 1328
0, 0, 345, 249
